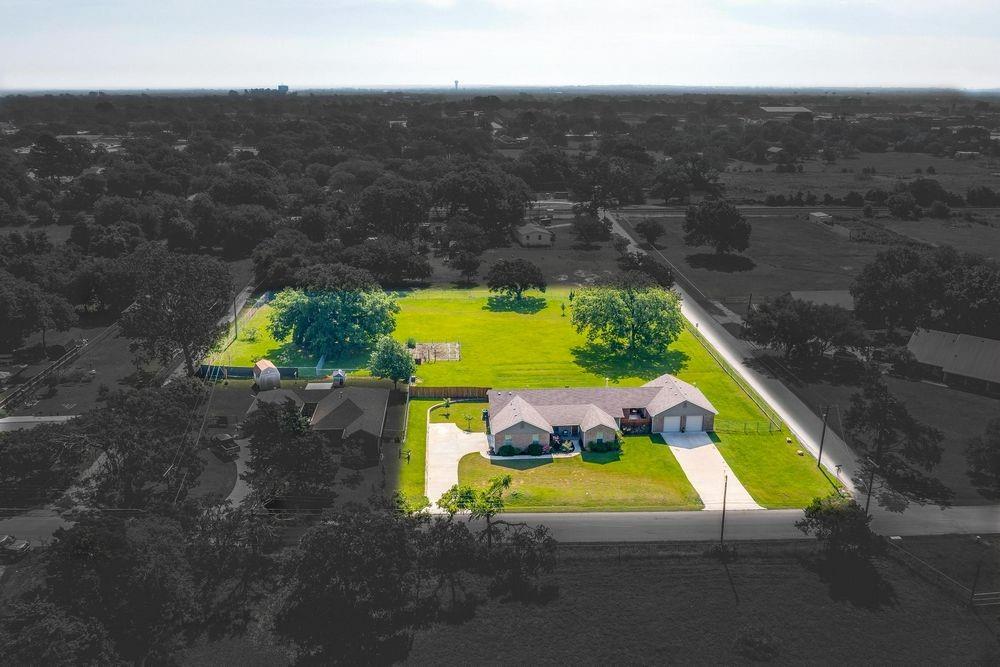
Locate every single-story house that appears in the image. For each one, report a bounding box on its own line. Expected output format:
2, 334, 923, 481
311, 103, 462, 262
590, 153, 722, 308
487, 373, 718, 452
514, 222, 555, 247
252, 359, 281, 390
808, 211, 833, 225
247, 385, 392, 461
907, 328, 1000, 392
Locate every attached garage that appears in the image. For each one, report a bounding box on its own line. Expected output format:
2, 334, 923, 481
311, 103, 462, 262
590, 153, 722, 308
662, 416, 682, 432
685, 415, 704, 432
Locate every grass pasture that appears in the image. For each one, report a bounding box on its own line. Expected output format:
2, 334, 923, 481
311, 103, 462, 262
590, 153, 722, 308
387, 288, 838, 510
721, 151, 1000, 200
622, 211, 883, 304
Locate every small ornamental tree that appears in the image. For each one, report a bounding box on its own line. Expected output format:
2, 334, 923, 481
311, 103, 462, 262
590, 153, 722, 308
369, 336, 415, 388
438, 474, 512, 554
486, 259, 546, 301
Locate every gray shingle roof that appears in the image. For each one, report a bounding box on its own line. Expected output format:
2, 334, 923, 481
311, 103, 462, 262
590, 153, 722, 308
908, 328, 1000, 384
488, 375, 717, 433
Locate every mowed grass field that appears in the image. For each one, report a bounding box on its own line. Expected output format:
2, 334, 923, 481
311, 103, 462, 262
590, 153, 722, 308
458, 435, 703, 512
388, 288, 837, 510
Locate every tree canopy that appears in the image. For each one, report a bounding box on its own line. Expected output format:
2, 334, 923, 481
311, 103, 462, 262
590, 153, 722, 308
119, 247, 232, 375
571, 281, 683, 353
268, 286, 398, 358
846, 375, 952, 512
683, 200, 751, 254
369, 336, 416, 387
485, 259, 546, 301
745, 294, 868, 360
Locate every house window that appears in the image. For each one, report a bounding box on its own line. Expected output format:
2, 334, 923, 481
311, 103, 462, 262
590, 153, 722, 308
503, 435, 512, 445
532, 433, 540, 445
596, 431, 604, 442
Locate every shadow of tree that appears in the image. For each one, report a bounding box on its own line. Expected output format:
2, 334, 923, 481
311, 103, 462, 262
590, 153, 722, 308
571, 342, 689, 382
685, 253, 756, 272
484, 295, 547, 314
800, 553, 897, 609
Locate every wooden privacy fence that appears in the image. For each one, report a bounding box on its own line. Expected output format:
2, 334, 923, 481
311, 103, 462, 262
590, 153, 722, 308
408, 386, 490, 399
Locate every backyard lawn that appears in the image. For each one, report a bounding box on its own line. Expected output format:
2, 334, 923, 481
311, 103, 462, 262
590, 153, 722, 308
457, 435, 703, 512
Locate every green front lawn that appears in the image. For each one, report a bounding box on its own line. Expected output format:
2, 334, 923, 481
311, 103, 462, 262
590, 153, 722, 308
457, 435, 703, 512
714, 433, 840, 508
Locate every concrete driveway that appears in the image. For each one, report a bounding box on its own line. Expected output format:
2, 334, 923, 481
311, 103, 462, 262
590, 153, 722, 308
425, 423, 488, 510
661, 432, 762, 511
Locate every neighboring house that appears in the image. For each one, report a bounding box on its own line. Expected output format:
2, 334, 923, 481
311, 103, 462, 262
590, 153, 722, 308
388, 119, 408, 129
487, 373, 718, 452
514, 222, 555, 247
248, 385, 392, 461
808, 211, 833, 225
253, 359, 282, 390
907, 328, 1000, 392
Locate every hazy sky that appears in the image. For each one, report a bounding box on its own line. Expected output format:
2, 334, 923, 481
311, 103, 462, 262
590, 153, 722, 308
2, 0, 999, 90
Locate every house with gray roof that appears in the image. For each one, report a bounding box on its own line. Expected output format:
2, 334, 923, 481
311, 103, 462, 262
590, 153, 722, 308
907, 328, 1000, 391
248, 386, 391, 461
487, 373, 717, 452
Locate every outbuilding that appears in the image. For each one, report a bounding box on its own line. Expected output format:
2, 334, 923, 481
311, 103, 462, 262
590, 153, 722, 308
514, 222, 555, 247
252, 359, 281, 390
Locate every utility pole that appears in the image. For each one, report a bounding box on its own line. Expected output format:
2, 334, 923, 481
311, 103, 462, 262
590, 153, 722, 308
817, 407, 829, 468
864, 455, 879, 516
720, 473, 728, 547
232, 288, 239, 340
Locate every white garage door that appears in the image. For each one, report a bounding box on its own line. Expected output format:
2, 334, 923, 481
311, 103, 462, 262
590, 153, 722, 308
662, 416, 681, 432
686, 415, 704, 432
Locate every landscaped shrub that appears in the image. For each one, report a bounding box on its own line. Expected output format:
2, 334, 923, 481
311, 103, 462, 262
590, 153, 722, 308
406, 337, 416, 349
498, 444, 518, 457
526, 442, 543, 456
588, 440, 608, 453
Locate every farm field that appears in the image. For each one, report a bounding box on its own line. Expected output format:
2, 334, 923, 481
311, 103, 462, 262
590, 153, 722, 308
721, 151, 1000, 200
883, 216, 1000, 256
390, 288, 837, 510
407, 537, 1000, 665
621, 211, 883, 302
